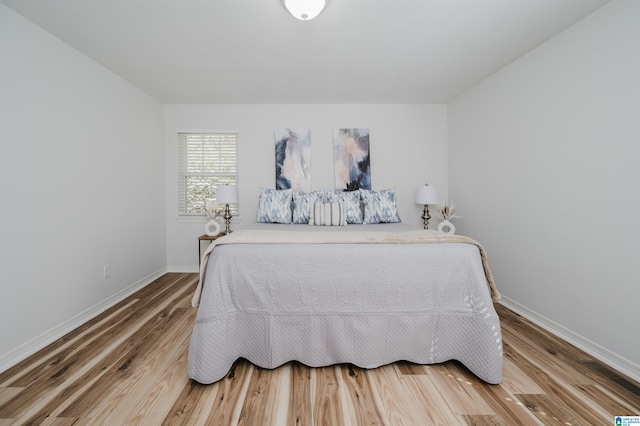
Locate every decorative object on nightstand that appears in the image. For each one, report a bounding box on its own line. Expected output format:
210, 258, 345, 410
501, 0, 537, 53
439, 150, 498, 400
415, 183, 438, 229
217, 185, 238, 234
203, 200, 223, 237
435, 201, 462, 234
204, 219, 221, 237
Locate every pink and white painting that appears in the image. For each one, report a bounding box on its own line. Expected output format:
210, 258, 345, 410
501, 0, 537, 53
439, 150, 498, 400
275, 129, 311, 191
333, 128, 371, 191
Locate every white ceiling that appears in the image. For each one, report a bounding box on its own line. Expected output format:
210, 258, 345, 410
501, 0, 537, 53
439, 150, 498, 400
4, 0, 610, 104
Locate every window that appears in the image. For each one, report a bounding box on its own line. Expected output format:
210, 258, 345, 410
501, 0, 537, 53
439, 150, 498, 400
178, 131, 238, 216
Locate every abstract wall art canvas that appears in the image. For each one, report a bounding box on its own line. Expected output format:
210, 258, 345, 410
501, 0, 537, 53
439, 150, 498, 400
333, 128, 371, 191
275, 128, 311, 191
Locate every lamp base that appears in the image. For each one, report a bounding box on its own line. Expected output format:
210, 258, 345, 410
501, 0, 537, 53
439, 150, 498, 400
223, 204, 232, 234
421, 205, 431, 229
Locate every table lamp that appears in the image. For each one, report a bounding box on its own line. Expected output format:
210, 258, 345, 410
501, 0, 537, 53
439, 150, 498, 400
415, 183, 438, 229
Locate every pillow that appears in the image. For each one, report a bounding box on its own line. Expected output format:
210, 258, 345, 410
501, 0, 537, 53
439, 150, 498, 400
256, 188, 293, 223
292, 190, 326, 224
360, 188, 401, 224
309, 202, 346, 226
326, 190, 363, 224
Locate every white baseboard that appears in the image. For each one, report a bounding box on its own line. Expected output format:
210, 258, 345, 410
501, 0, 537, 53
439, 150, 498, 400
499, 296, 640, 383
167, 265, 199, 273
0, 267, 167, 374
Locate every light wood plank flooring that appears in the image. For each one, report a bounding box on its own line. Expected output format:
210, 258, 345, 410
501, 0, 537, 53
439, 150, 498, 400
0, 273, 638, 425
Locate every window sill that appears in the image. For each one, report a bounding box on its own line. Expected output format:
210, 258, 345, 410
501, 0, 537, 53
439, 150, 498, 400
175, 215, 242, 224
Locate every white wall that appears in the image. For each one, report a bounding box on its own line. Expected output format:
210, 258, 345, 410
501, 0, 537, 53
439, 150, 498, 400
0, 5, 166, 367
449, 0, 639, 378
165, 104, 448, 270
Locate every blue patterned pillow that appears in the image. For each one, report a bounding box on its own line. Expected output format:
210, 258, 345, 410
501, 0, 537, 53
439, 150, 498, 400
256, 188, 293, 223
327, 190, 363, 224
292, 190, 326, 224
360, 188, 401, 224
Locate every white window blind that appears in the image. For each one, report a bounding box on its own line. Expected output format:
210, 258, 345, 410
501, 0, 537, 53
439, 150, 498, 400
178, 131, 238, 216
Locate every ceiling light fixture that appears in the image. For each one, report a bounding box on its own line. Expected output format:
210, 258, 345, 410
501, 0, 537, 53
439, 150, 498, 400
284, 0, 326, 21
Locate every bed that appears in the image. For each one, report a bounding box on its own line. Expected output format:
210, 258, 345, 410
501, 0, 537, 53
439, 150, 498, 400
188, 222, 503, 385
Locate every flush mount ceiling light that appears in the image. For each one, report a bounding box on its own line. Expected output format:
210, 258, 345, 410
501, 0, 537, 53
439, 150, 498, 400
284, 0, 326, 21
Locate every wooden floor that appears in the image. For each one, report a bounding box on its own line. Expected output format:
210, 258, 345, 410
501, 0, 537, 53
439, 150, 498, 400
0, 273, 638, 425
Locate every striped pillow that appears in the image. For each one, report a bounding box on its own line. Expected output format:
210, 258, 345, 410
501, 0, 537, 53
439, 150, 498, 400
309, 202, 346, 226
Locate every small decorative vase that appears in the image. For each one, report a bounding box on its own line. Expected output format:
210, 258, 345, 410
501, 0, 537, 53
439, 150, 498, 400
204, 218, 221, 236
437, 219, 455, 235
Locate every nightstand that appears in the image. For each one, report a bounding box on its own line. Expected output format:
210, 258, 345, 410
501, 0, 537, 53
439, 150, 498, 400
198, 233, 224, 267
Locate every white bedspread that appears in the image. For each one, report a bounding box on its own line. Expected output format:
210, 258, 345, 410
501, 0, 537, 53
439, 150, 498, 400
192, 229, 499, 307
188, 229, 503, 384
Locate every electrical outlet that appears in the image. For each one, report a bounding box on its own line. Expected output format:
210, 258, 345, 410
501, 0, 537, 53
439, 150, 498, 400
104, 264, 111, 279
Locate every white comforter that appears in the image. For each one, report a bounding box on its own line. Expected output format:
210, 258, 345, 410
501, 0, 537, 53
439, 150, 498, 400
188, 229, 503, 384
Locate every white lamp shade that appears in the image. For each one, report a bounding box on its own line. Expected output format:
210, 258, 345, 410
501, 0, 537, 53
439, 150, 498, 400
415, 185, 438, 205
285, 0, 326, 20
216, 185, 238, 204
